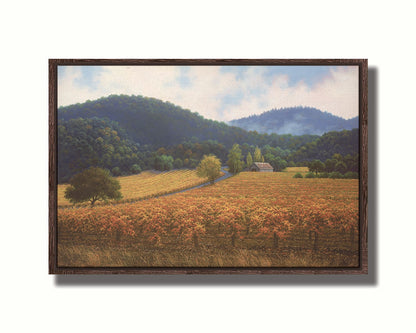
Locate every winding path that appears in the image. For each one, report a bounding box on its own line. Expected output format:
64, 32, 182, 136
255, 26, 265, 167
60, 168, 234, 209
160, 167, 233, 198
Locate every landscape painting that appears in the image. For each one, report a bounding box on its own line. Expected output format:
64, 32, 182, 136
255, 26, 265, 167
49, 59, 367, 274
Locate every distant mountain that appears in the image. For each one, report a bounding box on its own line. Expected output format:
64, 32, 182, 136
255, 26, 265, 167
229, 107, 359, 136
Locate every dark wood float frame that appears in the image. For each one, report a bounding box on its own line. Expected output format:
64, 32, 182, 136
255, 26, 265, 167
49, 59, 368, 275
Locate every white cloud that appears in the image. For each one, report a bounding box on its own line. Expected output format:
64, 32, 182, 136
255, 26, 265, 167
224, 66, 359, 120
58, 65, 359, 121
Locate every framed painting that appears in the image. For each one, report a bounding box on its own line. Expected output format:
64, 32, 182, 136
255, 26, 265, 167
49, 59, 368, 274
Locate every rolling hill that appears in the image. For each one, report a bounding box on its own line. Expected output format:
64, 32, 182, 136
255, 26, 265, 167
229, 106, 358, 135
58, 95, 322, 150
58, 94, 251, 147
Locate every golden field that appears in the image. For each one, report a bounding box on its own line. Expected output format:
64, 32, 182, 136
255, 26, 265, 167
58, 169, 216, 207
58, 171, 359, 268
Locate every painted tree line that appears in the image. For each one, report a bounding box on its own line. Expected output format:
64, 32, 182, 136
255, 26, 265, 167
58, 117, 358, 184
57, 96, 359, 183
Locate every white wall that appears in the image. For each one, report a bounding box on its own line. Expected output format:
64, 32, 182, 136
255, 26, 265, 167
1, 1, 414, 332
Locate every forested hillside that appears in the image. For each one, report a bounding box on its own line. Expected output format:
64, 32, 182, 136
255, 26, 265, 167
229, 106, 358, 135
58, 118, 142, 182
288, 129, 359, 162
59, 94, 256, 147
57, 95, 359, 183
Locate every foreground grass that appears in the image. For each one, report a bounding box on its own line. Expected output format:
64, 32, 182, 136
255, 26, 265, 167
58, 243, 358, 268
58, 228, 359, 268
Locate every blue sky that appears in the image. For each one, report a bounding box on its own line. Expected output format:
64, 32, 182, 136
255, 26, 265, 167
58, 65, 358, 121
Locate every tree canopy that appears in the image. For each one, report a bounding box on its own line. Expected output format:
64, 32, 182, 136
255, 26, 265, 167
253, 146, 263, 162
196, 155, 222, 184
64, 167, 122, 206
246, 152, 253, 167
58, 117, 142, 183
227, 144, 244, 174
309, 160, 325, 174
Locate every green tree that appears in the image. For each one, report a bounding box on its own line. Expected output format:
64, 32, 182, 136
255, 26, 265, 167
270, 157, 287, 172
309, 160, 325, 175
246, 152, 253, 167
227, 144, 244, 174
173, 158, 183, 169
325, 158, 337, 172
263, 153, 274, 163
64, 167, 122, 206
196, 155, 222, 184
335, 161, 347, 174
253, 146, 262, 162
154, 155, 173, 171
130, 164, 141, 174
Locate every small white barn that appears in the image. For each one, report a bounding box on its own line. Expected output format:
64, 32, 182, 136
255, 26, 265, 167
249, 162, 274, 172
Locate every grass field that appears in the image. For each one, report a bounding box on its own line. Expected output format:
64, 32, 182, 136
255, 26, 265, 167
58, 243, 356, 267
282, 166, 309, 174
58, 169, 218, 207
58, 170, 359, 268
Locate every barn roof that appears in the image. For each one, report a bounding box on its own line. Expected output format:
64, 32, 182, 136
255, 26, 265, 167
252, 162, 274, 170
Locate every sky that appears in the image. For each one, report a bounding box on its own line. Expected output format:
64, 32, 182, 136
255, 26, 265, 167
58, 65, 359, 121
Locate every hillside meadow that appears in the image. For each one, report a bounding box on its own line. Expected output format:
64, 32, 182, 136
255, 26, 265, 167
58, 169, 217, 207
57, 168, 359, 268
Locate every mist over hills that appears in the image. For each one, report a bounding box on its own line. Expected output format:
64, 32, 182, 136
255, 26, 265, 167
229, 106, 359, 136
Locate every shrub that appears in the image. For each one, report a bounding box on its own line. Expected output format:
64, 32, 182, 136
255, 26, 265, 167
344, 171, 359, 179
130, 164, 142, 174
305, 172, 316, 178
318, 172, 329, 178
293, 172, 303, 178
329, 171, 343, 179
